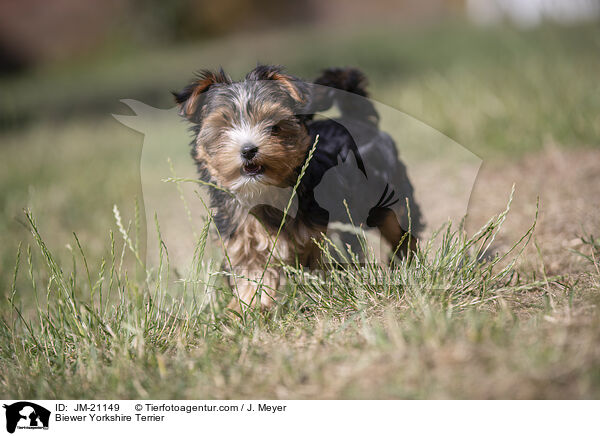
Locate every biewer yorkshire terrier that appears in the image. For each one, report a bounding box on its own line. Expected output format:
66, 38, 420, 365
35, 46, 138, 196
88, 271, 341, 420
174, 65, 422, 312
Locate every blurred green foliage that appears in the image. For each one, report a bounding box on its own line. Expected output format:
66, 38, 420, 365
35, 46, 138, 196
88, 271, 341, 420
0, 22, 599, 293
1, 22, 600, 400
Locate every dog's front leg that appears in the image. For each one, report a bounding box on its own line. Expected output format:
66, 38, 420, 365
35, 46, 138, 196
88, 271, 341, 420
224, 214, 288, 313
226, 265, 280, 313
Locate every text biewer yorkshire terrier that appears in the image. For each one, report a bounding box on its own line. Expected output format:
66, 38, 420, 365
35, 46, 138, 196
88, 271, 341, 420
174, 65, 422, 312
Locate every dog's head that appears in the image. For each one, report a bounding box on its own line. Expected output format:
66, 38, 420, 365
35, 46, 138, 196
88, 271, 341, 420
174, 65, 311, 197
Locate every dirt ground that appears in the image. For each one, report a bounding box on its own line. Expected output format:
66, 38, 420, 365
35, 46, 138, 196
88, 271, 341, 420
148, 145, 600, 277
464, 146, 600, 276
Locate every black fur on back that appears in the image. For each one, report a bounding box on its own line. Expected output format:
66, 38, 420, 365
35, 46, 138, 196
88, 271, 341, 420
295, 67, 422, 235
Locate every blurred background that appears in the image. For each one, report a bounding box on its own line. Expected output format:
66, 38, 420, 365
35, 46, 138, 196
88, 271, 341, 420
1, 0, 599, 288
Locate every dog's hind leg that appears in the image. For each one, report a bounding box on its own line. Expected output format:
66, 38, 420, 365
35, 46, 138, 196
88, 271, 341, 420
368, 207, 417, 260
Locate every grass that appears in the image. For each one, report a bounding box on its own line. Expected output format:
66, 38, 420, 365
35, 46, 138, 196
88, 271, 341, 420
0, 192, 564, 398
1, 22, 600, 399
2, 22, 599, 286
2, 193, 599, 399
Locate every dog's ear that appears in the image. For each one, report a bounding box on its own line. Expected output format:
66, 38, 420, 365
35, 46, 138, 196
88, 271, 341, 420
246, 65, 308, 105
172, 69, 231, 119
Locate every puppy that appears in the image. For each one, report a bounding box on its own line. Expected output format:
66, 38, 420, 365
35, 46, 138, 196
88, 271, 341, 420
174, 65, 421, 312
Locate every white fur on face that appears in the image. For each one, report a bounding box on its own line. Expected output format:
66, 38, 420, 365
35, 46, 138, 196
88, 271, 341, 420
230, 175, 267, 198
225, 121, 266, 152
226, 121, 269, 196
225, 88, 270, 154
224, 97, 273, 195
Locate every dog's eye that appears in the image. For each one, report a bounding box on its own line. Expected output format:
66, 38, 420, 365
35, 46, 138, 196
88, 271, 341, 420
270, 123, 281, 135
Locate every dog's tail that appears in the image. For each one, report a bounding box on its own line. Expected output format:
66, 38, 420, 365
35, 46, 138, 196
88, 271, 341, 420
310, 67, 379, 125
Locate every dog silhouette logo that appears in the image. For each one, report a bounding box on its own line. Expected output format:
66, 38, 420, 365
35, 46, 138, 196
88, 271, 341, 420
114, 87, 481, 274
3, 402, 50, 433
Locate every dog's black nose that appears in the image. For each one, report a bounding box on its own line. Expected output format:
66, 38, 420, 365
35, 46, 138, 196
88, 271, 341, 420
241, 143, 258, 160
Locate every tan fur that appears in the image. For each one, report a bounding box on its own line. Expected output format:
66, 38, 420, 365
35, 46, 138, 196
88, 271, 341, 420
187, 87, 318, 311
176, 66, 420, 313
179, 70, 231, 117
376, 209, 417, 257
176, 66, 418, 313
224, 212, 323, 311
194, 102, 311, 191
271, 72, 306, 103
